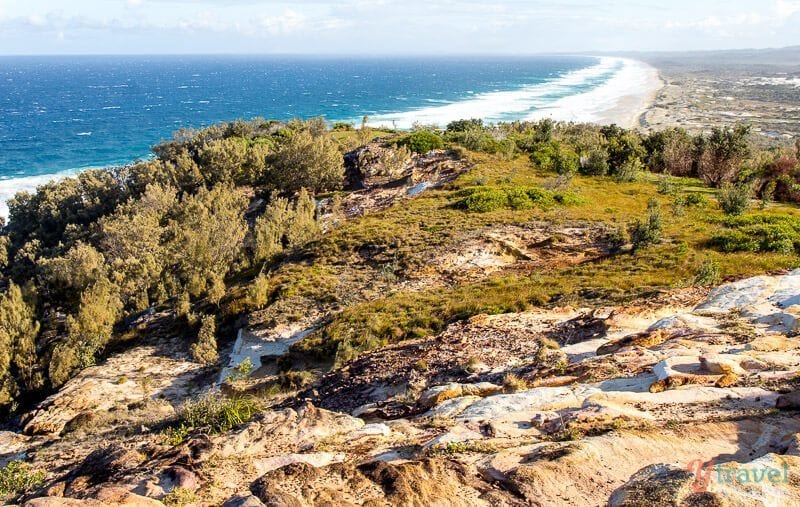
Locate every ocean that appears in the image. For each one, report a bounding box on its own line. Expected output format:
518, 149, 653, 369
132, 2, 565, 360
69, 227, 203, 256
0, 55, 649, 215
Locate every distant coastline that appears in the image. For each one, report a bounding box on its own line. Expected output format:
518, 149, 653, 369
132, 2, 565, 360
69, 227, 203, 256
0, 55, 663, 218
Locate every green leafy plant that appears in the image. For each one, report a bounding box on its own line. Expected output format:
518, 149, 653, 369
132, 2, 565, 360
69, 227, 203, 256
0, 461, 45, 497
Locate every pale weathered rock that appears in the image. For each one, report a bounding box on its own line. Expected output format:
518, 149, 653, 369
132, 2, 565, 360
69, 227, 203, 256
418, 382, 502, 409
608, 464, 700, 507
221, 495, 267, 507
215, 403, 364, 458
21, 346, 203, 436
251, 452, 346, 475
423, 424, 484, 448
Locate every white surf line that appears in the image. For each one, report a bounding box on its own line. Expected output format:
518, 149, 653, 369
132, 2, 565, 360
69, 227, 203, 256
527, 58, 662, 128
0, 168, 83, 219
367, 56, 625, 129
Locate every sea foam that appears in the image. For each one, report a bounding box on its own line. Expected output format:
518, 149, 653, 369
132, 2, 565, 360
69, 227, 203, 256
368, 57, 655, 129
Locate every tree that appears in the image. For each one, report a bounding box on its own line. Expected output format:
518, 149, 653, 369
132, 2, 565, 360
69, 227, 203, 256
169, 184, 248, 298
0, 283, 41, 405
286, 188, 320, 248
268, 131, 344, 193
191, 315, 218, 365
100, 184, 177, 308
601, 125, 646, 173
646, 127, 695, 176
252, 189, 320, 264
39, 243, 107, 307
696, 125, 751, 186
253, 194, 292, 263
65, 277, 124, 366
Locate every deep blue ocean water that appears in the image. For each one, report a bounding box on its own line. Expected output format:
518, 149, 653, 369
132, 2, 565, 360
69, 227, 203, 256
0, 55, 611, 181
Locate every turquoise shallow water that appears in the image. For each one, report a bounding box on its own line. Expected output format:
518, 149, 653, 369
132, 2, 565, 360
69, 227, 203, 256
0, 55, 605, 181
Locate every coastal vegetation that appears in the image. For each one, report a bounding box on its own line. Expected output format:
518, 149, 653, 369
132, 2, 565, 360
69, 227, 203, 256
0, 116, 799, 417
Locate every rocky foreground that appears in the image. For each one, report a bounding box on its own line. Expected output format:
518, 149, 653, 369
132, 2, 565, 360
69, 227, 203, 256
2, 140, 800, 506
2, 266, 799, 506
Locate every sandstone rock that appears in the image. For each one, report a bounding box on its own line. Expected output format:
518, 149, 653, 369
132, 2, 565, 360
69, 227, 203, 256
21, 346, 203, 436
221, 495, 267, 507
418, 382, 502, 409
700, 354, 749, 375
776, 390, 800, 410
251, 452, 346, 475
456, 386, 584, 423
68, 445, 143, 489
215, 403, 364, 458
94, 487, 165, 506
421, 395, 482, 419
25, 488, 165, 507
609, 464, 706, 507
423, 424, 484, 448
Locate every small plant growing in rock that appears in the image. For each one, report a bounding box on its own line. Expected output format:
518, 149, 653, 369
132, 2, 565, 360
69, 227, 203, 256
163, 487, 198, 507
227, 357, 254, 383
414, 359, 429, 372
0, 461, 45, 498
463, 356, 483, 374
503, 373, 530, 393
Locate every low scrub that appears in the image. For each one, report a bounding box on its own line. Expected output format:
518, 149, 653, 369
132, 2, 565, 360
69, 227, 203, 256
396, 130, 444, 154
455, 186, 580, 213
711, 214, 800, 254
0, 461, 45, 498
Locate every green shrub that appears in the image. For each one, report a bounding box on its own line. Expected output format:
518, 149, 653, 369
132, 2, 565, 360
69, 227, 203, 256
0, 461, 45, 497
397, 130, 444, 154
579, 148, 610, 176
163, 487, 198, 507
446, 119, 484, 132
693, 258, 721, 286
684, 193, 708, 207
628, 200, 663, 251
177, 393, 261, 436
552, 148, 580, 176
710, 214, 800, 254
717, 182, 753, 216
456, 186, 560, 212
190, 315, 218, 366
615, 157, 643, 183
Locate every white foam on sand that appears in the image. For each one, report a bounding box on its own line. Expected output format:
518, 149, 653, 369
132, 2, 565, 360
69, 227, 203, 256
369, 57, 661, 129
0, 169, 80, 220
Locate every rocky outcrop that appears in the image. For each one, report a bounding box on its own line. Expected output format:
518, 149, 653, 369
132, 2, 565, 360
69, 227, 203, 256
20, 345, 204, 436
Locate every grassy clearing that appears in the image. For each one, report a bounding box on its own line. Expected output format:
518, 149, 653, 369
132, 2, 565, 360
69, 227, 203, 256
282, 149, 800, 364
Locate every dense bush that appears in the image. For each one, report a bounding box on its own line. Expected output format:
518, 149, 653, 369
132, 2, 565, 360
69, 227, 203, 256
268, 131, 344, 193
696, 125, 751, 186
397, 130, 444, 154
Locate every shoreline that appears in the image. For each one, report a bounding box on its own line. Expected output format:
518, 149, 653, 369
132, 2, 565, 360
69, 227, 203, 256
0, 57, 665, 218
595, 60, 664, 129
